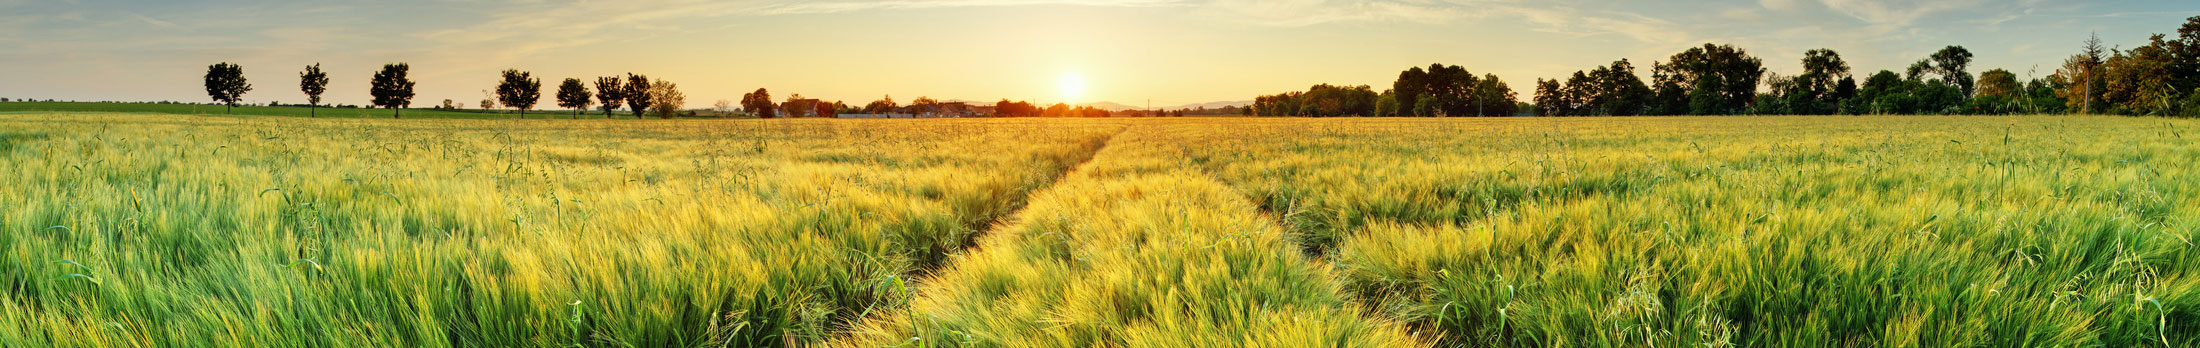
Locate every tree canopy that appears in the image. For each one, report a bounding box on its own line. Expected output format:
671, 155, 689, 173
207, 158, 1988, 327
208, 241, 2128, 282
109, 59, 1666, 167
298, 63, 327, 117
593, 76, 624, 118
204, 62, 250, 114
622, 73, 652, 119
556, 78, 592, 118
369, 63, 415, 118
495, 69, 542, 118
741, 88, 775, 118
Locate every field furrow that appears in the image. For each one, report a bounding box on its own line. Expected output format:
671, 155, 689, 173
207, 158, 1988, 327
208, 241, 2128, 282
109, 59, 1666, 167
0, 114, 1121, 347
834, 125, 1422, 347
5, 114, 2198, 347
1178, 116, 2200, 346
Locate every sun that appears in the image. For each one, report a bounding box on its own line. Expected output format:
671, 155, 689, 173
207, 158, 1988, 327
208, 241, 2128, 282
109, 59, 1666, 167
1059, 72, 1087, 103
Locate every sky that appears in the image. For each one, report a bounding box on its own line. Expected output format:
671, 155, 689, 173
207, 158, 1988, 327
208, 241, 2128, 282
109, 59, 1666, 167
0, 0, 2194, 109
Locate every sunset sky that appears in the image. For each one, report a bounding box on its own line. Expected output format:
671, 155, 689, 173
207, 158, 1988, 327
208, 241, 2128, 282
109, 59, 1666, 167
2, 0, 2194, 109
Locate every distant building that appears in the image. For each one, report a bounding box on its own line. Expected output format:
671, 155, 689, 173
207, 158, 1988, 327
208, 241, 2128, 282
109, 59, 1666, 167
781, 98, 826, 118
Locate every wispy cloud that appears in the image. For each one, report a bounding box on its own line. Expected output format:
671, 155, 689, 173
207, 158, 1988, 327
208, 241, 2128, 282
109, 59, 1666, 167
750, 0, 1181, 15
1201, 0, 1464, 27
131, 14, 175, 28
1498, 4, 1694, 47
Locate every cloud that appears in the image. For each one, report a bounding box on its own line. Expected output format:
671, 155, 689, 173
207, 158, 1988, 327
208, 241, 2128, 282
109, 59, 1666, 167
132, 14, 175, 28
1759, 0, 1806, 12
411, 0, 1184, 64
749, 0, 1181, 15
1498, 4, 1694, 47
1201, 0, 1462, 26
1815, 0, 1989, 33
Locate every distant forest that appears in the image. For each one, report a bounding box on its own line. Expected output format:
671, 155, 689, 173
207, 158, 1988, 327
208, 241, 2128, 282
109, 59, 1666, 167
1253, 15, 2200, 117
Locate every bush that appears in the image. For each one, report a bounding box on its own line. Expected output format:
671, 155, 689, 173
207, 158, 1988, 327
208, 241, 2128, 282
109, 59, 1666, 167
2181, 91, 2200, 117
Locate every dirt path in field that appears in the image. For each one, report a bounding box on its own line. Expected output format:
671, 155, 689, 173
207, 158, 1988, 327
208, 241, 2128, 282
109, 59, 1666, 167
828, 128, 1124, 334
816, 128, 1124, 339
914, 127, 1125, 273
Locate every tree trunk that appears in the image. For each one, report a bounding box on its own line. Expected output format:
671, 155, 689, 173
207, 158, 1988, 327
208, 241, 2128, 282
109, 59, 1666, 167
394, 107, 402, 119
310, 104, 316, 118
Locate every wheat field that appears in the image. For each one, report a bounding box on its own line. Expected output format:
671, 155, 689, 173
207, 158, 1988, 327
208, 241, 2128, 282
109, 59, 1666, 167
2, 113, 2195, 347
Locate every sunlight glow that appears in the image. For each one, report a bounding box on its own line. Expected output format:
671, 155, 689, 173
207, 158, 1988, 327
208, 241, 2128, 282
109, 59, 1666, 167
1059, 72, 1087, 103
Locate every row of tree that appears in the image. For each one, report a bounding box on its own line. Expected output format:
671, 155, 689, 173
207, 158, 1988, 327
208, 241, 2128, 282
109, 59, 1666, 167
206, 64, 1280, 119
2055, 17, 2200, 116
1535, 43, 1778, 116
204, 63, 699, 119
1240, 16, 2198, 118
206, 62, 423, 117
1250, 64, 1523, 117
1534, 16, 2200, 117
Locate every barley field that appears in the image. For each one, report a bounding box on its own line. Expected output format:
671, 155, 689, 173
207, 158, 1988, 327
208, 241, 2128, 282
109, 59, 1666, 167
2, 113, 2196, 347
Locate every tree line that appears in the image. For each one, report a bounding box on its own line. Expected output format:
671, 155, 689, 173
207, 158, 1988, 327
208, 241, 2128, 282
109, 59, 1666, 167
1251, 63, 1522, 117
207, 63, 1160, 119
1249, 15, 2200, 118
1540, 16, 2200, 117
204, 63, 696, 119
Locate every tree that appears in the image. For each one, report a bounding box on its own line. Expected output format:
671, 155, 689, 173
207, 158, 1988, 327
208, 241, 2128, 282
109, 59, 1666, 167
1653, 43, 1765, 115
1648, 74, 1688, 115
1390, 63, 1485, 116
556, 78, 592, 118
780, 93, 817, 118
2102, 42, 2178, 115
995, 99, 1038, 117
594, 77, 624, 118
648, 80, 684, 118
2022, 76, 2069, 114
204, 62, 251, 114
1926, 45, 1977, 97
1538, 59, 1649, 116
864, 95, 898, 114
1976, 69, 2021, 99
1534, 78, 1566, 116
622, 73, 652, 119
1253, 92, 1303, 116
835, 101, 858, 116
910, 96, 940, 114
1967, 69, 2024, 114
2078, 33, 2108, 113
1687, 73, 1728, 115
714, 99, 733, 114
1795, 49, 1852, 114
496, 69, 542, 119
480, 98, 495, 110
369, 63, 415, 118
1586, 60, 1649, 115
299, 63, 328, 117
1374, 92, 1400, 117
741, 88, 775, 118
1043, 103, 1070, 117
2168, 16, 2200, 102
818, 100, 840, 118
1392, 66, 1430, 114
1473, 74, 1518, 116
1858, 70, 1912, 114
1314, 84, 1380, 116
